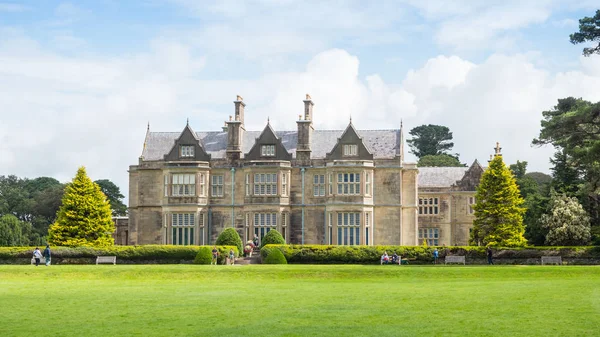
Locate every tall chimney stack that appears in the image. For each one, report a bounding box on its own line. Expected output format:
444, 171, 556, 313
296, 94, 314, 164
227, 95, 245, 162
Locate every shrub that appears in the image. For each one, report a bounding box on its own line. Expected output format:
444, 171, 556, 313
0, 245, 239, 264
194, 247, 213, 264
263, 248, 287, 264
260, 230, 285, 249
216, 228, 243, 255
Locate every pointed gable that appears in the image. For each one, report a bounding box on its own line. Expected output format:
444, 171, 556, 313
325, 122, 374, 160
164, 123, 211, 161
244, 123, 292, 161
454, 159, 484, 191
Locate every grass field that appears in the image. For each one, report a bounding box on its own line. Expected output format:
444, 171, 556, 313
1, 265, 599, 337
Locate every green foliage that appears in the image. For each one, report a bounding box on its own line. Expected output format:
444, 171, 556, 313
569, 9, 600, 56
215, 228, 243, 255
524, 172, 553, 194
48, 167, 115, 247
523, 193, 550, 246
260, 229, 285, 248
94, 179, 127, 216
263, 247, 287, 264
407, 124, 456, 158
540, 193, 591, 246
194, 246, 213, 265
470, 155, 527, 247
259, 245, 600, 264
0, 245, 238, 264
0, 214, 31, 246
417, 154, 464, 167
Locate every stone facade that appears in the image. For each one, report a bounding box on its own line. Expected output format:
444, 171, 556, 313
127, 95, 481, 247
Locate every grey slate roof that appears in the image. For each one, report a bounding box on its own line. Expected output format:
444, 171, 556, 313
142, 129, 401, 161
417, 167, 469, 187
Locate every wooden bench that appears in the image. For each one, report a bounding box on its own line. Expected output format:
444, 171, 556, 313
541, 256, 562, 265
400, 257, 416, 265
96, 256, 117, 265
445, 255, 466, 265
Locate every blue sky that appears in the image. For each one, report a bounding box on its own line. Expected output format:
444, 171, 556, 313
1, 1, 600, 195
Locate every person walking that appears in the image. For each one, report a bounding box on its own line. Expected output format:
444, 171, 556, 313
211, 246, 219, 265
43, 245, 51, 266
487, 247, 494, 265
33, 247, 42, 267
433, 248, 439, 264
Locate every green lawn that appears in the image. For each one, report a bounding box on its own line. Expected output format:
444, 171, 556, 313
1, 265, 598, 337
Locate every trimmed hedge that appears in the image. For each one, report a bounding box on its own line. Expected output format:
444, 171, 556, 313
216, 228, 243, 256
260, 229, 285, 249
0, 245, 239, 265
263, 248, 287, 264
194, 247, 213, 265
261, 245, 600, 265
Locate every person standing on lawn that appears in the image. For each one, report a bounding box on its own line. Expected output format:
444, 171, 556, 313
32, 247, 42, 266
487, 247, 494, 265
211, 246, 219, 265
229, 248, 235, 265
433, 248, 439, 264
43, 245, 51, 266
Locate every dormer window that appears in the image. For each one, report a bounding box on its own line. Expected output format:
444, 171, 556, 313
343, 144, 357, 156
261, 145, 275, 157
180, 145, 195, 158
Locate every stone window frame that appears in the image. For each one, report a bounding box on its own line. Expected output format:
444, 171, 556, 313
365, 172, 371, 196
419, 227, 439, 246
418, 197, 439, 215
179, 145, 195, 158
342, 144, 358, 157
171, 213, 196, 245
171, 173, 196, 197
468, 196, 476, 215
313, 174, 325, 197
336, 212, 361, 245
211, 175, 224, 197
281, 172, 288, 197
261, 144, 275, 157
337, 173, 361, 195
253, 173, 278, 196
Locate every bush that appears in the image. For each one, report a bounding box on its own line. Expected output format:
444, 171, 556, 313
259, 245, 600, 265
194, 247, 212, 265
216, 228, 243, 256
260, 230, 285, 249
263, 247, 287, 264
0, 245, 239, 264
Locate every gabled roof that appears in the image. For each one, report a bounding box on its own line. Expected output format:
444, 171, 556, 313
244, 122, 292, 161
417, 167, 470, 187
141, 129, 401, 161
325, 121, 374, 160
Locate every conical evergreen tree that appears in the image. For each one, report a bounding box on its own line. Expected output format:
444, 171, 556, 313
48, 167, 115, 247
470, 151, 527, 247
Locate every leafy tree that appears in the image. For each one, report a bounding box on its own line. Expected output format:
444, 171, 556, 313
470, 155, 527, 247
215, 228, 243, 255
407, 124, 456, 158
524, 172, 552, 194
549, 149, 583, 196
570, 10, 600, 56
94, 179, 127, 216
523, 193, 549, 246
260, 229, 285, 248
540, 193, 591, 246
417, 154, 464, 167
48, 167, 115, 247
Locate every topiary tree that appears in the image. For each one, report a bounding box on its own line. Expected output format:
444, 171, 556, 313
263, 248, 287, 264
540, 192, 591, 246
260, 229, 285, 248
216, 228, 243, 255
470, 152, 527, 247
194, 246, 213, 264
48, 167, 115, 247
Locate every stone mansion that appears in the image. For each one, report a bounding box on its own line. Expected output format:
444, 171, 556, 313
125, 95, 484, 247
